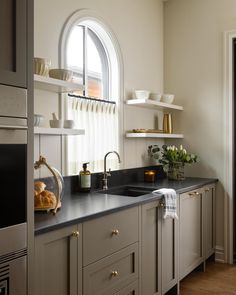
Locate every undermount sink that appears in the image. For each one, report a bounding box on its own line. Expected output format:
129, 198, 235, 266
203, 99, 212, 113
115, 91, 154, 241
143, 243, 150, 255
97, 186, 152, 197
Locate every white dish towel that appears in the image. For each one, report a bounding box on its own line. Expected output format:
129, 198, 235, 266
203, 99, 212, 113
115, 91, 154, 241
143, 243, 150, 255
152, 188, 178, 219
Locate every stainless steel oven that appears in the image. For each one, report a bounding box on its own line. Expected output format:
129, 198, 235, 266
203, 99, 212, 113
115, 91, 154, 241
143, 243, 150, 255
0, 84, 27, 295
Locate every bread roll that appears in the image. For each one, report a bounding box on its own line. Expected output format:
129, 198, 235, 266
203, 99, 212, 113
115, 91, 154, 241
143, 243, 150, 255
34, 181, 46, 194
34, 190, 57, 209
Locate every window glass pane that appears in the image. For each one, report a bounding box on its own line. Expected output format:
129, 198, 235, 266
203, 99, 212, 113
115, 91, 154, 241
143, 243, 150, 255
67, 25, 83, 94
87, 31, 103, 98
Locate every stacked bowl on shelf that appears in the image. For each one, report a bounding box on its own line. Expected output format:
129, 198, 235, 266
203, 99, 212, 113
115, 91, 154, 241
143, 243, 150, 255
132, 89, 175, 104
34, 57, 73, 81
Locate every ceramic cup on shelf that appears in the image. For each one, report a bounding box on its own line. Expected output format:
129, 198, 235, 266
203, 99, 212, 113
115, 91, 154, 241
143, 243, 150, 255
49, 120, 63, 128
64, 120, 74, 129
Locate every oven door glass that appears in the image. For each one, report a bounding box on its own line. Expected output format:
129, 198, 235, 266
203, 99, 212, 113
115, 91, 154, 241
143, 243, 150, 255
0, 143, 26, 228
0, 278, 8, 295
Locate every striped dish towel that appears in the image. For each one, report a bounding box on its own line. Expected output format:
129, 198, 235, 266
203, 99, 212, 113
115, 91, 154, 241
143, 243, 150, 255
152, 188, 178, 219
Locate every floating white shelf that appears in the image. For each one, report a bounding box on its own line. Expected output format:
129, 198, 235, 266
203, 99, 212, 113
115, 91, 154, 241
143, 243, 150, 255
34, 74, 84, 93
126, 98, 183, 111
34, 127, 85, 136
126, 132, 184, 139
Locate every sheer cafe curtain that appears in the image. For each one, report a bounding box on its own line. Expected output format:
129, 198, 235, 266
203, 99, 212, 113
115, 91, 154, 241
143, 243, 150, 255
67, 97, 119, 174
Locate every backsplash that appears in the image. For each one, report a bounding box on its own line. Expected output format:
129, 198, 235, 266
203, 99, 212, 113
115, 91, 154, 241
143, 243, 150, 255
63, 165, 166, 194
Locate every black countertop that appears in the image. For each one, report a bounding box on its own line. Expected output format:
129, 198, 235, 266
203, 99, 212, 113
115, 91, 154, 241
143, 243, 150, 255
35, 177, 217, 235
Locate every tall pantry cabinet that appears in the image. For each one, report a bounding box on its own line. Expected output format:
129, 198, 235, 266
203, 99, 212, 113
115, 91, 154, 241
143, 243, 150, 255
0, 0, 28, 88
0, 0, 34, 294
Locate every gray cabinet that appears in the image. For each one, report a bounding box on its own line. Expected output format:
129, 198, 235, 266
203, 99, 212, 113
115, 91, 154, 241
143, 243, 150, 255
34, 224, 82, 295
141, 199, 178, 295
161, 200, 179, 293
0, 0, 27, 88
83, 207, 139, 295
204, 184, 215, 259
179, 189, 204, 280
141, 201, 162, 295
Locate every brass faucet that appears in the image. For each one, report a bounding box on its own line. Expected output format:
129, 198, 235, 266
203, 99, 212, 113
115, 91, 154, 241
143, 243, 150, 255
103, 151, 121, 190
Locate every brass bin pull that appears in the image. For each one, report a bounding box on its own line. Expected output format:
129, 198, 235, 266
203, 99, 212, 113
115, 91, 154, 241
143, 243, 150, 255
111, 270, 119, 277
71, 231, 80, 237
111, 229, 119, 236
188, 192, 200, 197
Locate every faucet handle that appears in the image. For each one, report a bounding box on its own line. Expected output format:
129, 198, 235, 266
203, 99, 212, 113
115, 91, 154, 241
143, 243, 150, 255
107, 168, 111, 177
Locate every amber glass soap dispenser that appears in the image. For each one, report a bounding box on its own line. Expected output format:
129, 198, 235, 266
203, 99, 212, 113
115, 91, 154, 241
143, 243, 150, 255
79, 162, 91, 192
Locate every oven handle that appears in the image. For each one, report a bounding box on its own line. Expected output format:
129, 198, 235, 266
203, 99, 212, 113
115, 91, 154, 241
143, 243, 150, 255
0, 125, 28, 130
0, 117, 27, 130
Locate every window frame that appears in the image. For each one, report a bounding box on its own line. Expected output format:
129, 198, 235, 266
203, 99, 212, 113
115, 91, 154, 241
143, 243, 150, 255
59, 9, 124, 175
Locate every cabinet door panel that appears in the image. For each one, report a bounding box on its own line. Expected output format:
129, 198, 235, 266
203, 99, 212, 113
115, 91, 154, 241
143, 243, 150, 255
141, 201, 161, 295
35, 224, 82, 295
0, 0, 27, 87
161, 204, 178, 293
179, 190, 204, 279
204, 185, 215, 259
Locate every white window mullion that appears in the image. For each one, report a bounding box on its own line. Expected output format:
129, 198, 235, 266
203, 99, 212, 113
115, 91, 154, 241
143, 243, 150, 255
83, 26, 88, 96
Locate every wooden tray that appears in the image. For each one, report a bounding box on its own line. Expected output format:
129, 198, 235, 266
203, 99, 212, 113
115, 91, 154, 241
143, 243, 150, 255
131, 129, 163, 133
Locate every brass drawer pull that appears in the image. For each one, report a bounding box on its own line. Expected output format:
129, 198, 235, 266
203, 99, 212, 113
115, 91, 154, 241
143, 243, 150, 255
111, 229, 119, 236
111, 270, 119, 277
71, 231, 80, 237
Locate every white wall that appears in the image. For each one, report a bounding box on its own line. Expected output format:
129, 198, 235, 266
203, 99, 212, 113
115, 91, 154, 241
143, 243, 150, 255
34, 0, 165, 172
164, 0, 236, 261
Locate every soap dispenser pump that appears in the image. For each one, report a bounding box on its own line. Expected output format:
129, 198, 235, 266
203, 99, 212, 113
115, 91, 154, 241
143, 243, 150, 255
79, 162, 91, 192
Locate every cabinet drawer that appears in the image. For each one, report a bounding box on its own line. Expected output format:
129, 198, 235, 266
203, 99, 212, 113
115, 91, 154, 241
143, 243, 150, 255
113, 280, 139, 295
83, 243, 138, 295
83, 207, 139, 266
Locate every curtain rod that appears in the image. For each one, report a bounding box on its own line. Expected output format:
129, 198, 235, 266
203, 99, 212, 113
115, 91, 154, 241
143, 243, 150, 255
68, 94, 116, 105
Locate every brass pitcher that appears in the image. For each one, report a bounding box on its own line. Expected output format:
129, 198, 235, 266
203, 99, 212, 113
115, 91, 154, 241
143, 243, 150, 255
163, 113, 173, 134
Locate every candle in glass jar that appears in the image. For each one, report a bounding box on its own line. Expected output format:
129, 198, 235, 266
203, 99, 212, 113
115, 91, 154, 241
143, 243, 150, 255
144, 170, 156, 182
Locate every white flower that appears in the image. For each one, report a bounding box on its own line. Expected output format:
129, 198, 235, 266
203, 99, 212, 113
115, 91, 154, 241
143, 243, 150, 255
180, 145, 183, 150
183, 149, 187, 154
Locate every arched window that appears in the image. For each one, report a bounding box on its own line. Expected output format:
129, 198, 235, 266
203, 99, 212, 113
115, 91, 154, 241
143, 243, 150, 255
61, 11, 123, 174
67, 24, 109, 99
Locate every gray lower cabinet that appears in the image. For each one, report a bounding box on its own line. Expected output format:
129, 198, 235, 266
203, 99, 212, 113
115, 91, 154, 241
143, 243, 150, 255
204, 184, 215, 259
141, 199, 178, 295
34, 224, 82, 295
141, 200, 162, 295
161, 200, 179, 293
179, 188, 204, 280
34, 183, 216, 295
83, 207, 139, 295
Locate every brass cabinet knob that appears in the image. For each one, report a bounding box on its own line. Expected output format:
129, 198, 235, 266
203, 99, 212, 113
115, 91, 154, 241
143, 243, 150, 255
111, 229, 119, 236
71, 231, 80, 237
111, 270, 119, 277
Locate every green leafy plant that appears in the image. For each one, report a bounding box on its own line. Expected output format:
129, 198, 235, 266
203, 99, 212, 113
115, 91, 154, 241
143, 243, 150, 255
148, 144, 198, 172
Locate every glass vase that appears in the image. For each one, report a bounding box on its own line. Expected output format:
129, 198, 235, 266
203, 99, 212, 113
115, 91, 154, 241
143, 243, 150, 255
167, 162, 185, 180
